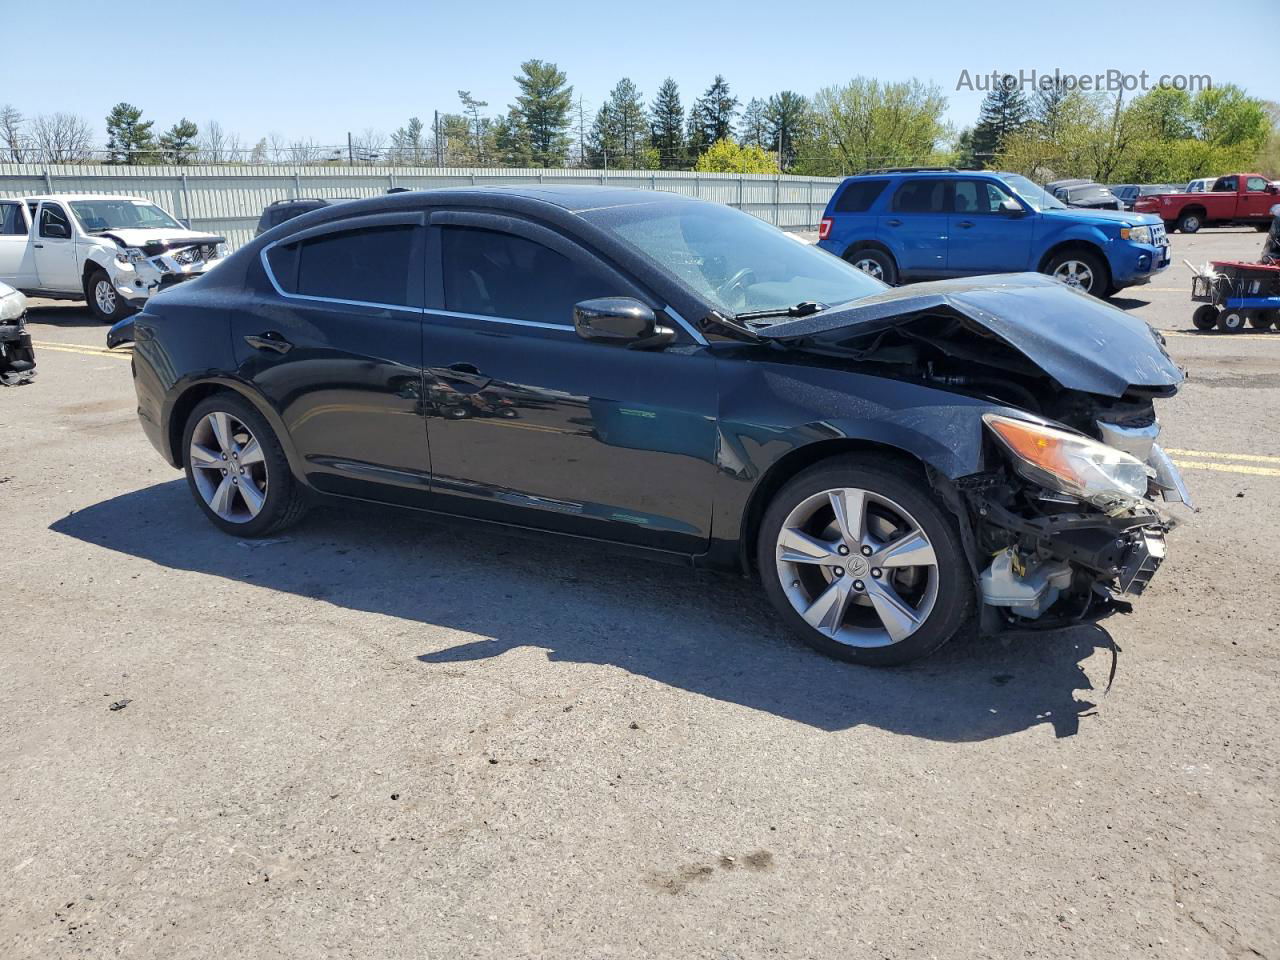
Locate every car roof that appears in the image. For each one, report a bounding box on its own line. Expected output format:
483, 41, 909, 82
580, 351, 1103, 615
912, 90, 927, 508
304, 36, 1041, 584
19, 194, 153, 203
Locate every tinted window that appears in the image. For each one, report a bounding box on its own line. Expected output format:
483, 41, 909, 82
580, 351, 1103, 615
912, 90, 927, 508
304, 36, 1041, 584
834, 179, 888, 213
442, 226, 618, 326
891, 179, 947, 213
0, 202, 26, 235
39, 204, 71, 238
951, 179, 1012, 214
270, 224, 422, 307
1213, 176, 1237, 192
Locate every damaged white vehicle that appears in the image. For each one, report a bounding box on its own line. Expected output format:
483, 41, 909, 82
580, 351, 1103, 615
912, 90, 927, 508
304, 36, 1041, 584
0, 195, 226, 322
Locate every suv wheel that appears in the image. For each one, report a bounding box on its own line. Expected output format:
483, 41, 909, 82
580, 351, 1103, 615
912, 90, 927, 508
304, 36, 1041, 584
84, 268, 135, 324
757, 456, 973, 666
181, 393, 309, 536
1045, 250, 1108, 297
846, 248, 898, 285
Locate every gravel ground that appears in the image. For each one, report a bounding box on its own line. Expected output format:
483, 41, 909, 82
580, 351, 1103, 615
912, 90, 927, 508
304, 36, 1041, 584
2, 227, 1278, 959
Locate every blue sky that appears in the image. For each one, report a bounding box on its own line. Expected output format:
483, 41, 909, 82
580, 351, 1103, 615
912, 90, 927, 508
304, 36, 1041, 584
3, 0, 1275, 148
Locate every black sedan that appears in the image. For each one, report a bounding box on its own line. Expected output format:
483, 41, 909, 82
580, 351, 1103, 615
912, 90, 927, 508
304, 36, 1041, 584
113, 186, 1189, 666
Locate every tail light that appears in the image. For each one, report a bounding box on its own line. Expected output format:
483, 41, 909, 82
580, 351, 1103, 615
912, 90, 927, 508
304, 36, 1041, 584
818, 217, 832, 240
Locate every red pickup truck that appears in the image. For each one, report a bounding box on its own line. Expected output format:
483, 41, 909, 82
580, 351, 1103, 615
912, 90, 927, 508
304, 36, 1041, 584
1134, 173, 1278, 233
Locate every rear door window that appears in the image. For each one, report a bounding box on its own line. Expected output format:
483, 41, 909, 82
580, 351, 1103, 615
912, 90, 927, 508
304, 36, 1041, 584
891, 179, 947, 214
0, 201, 27, 235
834, 179, 889, 213
269, 224, 423, 307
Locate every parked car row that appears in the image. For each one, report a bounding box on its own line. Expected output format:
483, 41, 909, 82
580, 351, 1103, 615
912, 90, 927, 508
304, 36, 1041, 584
1133, 174, 1278, 233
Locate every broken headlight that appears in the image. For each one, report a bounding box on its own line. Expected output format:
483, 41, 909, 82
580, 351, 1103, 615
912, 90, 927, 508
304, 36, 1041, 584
115, 247, 147, 265
984, 414, 1148, 504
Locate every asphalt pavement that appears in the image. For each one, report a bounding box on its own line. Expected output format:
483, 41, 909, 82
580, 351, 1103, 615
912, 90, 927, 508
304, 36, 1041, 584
1, 227, 1277, 959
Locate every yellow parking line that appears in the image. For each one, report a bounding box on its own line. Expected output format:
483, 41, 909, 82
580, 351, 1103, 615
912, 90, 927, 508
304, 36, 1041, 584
31, 341, 130, 360
1166, 448, 1280, 465
1174, 460, 1280, 478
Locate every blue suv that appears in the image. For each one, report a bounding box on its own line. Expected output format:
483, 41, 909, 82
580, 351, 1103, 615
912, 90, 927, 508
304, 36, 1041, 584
817, 168, 1170, 297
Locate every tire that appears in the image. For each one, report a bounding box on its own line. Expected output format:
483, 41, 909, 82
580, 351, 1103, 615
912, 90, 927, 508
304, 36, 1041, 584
1218, 310, 1249, 333
845, 248, 898, 285
1254, 223, 1271, 233
1192, 305, 1219, 330
1177, 211, 1203, 234
181, 392, 308, 537
1248, 311, 1274, 330
84, 268, 136, 324
1044, 249, 1109, 297
756, 456, 973, 667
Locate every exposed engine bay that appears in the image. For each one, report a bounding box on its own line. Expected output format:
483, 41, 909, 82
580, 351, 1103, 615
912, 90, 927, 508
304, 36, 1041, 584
756, 274, 1192, 632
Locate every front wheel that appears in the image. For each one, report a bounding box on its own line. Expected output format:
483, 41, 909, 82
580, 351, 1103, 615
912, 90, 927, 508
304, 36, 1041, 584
1218, 310, 1249, 333
84, 268, 136, 324
757, 457, 973, 667
182, 393, 309, 536
1045, 250, 1108, 297
1192, 304, 1219, 330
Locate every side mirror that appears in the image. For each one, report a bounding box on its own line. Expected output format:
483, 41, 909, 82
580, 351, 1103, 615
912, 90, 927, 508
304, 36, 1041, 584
44, 222, 69, 239
1267, 183, 1278, 195
573, 297, 674, 349
999, 197, 1025, 216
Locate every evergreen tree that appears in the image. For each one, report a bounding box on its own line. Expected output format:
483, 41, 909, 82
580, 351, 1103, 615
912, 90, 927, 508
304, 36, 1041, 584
509, 59, 573, 167
689, 75, 738, 158
739, 98, 767, 149
1030, 78, 1071, 140
649, 78, 685, 169
764, 91, 808, 169
589, 78, 648, 168
458, 91, 490, 163
158, 118, 198, 165
105, 102, 156, 164
970, 76, 1029, 166
390, 117, 428, 164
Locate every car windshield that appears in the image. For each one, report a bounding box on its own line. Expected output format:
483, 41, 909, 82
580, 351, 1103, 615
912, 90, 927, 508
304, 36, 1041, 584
69, 199, 184, 233
1001, 174, 1068, 211
581, 201, 886, 317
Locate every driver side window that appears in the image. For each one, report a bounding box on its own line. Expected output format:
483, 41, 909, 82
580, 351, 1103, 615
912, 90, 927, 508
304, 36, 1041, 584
441, 226, 619, 327
39, 203, 71, 238
1247, 176, 1269, 193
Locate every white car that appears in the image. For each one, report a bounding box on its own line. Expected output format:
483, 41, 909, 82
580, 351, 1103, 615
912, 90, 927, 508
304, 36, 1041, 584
0, 194, 226, 322
1185, 178, 1217, 194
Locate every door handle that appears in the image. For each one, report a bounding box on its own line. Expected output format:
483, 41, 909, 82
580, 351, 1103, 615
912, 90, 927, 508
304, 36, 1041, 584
956, 220, 975, 228
885, 218, 903, 227
244, 331, 292, 354
432, 362, 491, 392
447, 362, 482, 376
33, 243, 43, 248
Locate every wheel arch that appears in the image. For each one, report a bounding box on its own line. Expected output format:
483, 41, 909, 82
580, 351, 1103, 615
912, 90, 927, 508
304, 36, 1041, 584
1177, 203, 1207, 223
1036, 239, 1112, 290
165, 378, 308, 483
738, 437, 933, 574
842, 238, 897, 265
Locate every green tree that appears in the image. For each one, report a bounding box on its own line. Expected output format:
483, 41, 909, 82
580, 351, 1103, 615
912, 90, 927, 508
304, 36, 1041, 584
508, 59, 573, 167
458, 91, 490, 163
764, 91, 809, 169
798, 77, 949, 175
390, 117, 428, 165
158, 118, 198, 165
588, 78, 649, 168
1128, 88, 1193, 141
739, 98, 767, 149
649, 78, 685, 169
105, 102, 156, 164
694, 138, 778, 174
970, 76, 1029, 166
1191, 85, 1270, 147
689, 75, 738, 158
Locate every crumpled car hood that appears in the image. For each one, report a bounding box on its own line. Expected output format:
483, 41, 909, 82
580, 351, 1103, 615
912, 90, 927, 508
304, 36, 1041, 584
758, 273, 1183, 398
99, 228, 225, 255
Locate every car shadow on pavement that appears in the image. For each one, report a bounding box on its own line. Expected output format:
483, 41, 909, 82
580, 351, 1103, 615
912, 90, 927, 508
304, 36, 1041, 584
52, 480, 1117, 742
25, 303, 103, 327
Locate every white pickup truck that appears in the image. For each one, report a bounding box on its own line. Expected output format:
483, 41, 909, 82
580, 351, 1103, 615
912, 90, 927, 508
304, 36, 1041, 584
0, 194, 226, 322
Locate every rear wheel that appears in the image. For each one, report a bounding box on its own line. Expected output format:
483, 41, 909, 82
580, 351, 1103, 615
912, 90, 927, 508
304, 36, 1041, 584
846, 248, 898, 285
1248, 311, 1275, 330
84, 268, 135, 324
1218, 310, 1249, 333
757, 456, 973, 667
181, 393, 308, 536
1192, 305, 1220, 330
1045, 249, 1108, 297
1177, 211, 1203, 234
1254, 223, 1271, 232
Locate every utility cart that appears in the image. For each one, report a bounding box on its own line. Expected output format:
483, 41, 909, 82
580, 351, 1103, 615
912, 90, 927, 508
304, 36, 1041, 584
1190, 260, 1280, 332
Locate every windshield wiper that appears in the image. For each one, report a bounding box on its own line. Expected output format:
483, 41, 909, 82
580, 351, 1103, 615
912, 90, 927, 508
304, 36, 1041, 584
734, 301, 826, 322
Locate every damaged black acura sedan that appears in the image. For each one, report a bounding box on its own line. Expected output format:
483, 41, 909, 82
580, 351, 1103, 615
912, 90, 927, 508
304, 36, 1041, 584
114, 186, 1190, 666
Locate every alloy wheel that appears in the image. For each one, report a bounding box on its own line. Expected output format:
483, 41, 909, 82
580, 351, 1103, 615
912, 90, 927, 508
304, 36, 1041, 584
775, 487, 939, 648
188, 411, 269, 523
852, 257, 884, 280
1051, 259, 1094, 293
94, 279, 117, 316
